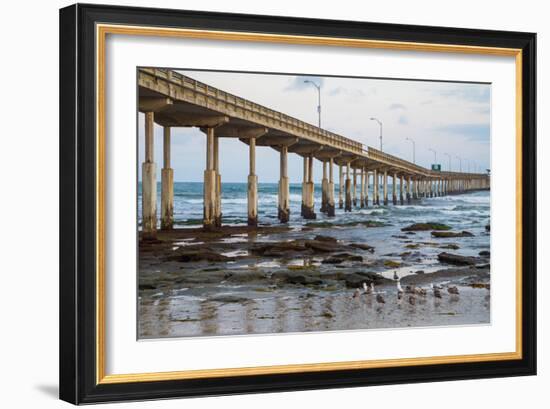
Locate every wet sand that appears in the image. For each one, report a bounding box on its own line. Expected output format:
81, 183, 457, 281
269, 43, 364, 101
138, 220, 490, 339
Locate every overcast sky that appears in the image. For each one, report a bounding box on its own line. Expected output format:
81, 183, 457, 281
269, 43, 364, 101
138, 70, 490, 183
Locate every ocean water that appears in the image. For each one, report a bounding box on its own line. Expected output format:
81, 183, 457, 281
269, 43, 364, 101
138, 181, 490, 234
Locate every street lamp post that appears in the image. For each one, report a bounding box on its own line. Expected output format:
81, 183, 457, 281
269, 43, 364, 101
304, 80, 321, 128
444, 153, 451, 172
428, 148, 437, 165
455, 155, 462, 172
370, 118, 383, 151
405, 137, 415, 164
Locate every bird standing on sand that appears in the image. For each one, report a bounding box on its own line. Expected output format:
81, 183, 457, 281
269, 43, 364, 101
393, 271, 399, 281
430, 283, 442, 299
448, 286, 460, 295
408, 295, 416, 305
397, 280, 404, 300
376, 293, 386, 304
414, 287, 427, 297
353, 288, 361, 299
405, 285, 415, 294
363, 282, 374, 295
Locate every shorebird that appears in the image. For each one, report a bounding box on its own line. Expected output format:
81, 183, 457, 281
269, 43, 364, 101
363, 282, 374, 295
430, 284, 442, 299
405, 285, 415, 294
397, 280, 404, 300
353, 288, 361, 299
414, 287, 427, 297
408, 295, 416, 305
393, 271, 399, 281
376, 293, 386, 304
448, 286, 460, 295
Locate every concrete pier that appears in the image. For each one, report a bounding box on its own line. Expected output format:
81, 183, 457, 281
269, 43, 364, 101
139, 68, 491, 233
142, 111, 157, 238
161, 126, 174, 230
345, 162, 352, 212
247, 137, 258, 226
278, 145, 290, 223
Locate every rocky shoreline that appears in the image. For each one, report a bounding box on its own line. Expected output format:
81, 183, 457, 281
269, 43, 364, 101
139, 219, 491, 338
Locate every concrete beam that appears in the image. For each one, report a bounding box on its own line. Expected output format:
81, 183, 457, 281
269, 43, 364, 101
139, 97, 173, 113
218, 126, 268, 139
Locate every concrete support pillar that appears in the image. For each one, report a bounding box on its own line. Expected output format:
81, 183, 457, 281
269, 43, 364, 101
406, 176, 412, 204
383, 170, 388, 205
399, 175, 404, 205
247, 137, 258, 226
302, 155, 316, 219
359, 167, 365, 208
345, 162, 352, 211
412, 179, 417, 200
160, 126, 174, 231
373, 169, 379, 205
392, 172, 397, 205
327, 158, 335, 216
338, 164, 344, 209
142, 112, 157, 238
213, 136, 222, 227
321, 161, 328, 213
278, 146, 290, 223
203, 127, 217, 230
352, 167, 358, 207
301, 156, 308, 216
365, 171, 369, 207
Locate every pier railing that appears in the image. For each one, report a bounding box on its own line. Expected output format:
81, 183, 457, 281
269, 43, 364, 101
140, 68, 364, 155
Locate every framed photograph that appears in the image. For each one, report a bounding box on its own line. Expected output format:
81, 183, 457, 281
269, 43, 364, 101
59, 3, 536, 404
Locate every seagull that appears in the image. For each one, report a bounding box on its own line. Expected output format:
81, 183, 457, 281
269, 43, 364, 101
430, 284, 442, 299
376, 293, 386, 304
408, 295, 416, 305
363, 282, 374, 295
448, 286, 460, 295
397, 280, 404, 300
414, 287, 427, 297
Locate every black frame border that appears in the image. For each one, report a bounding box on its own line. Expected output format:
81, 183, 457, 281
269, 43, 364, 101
59, 3, 536, 404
